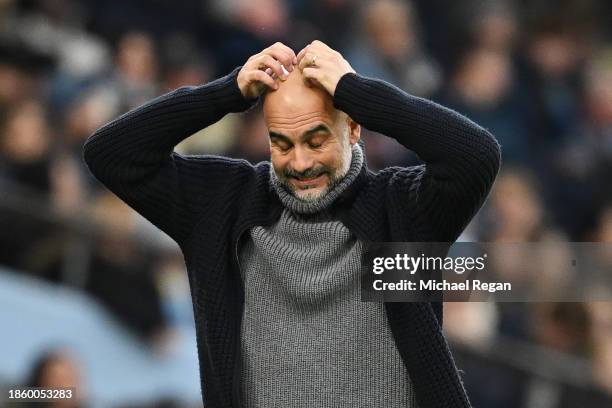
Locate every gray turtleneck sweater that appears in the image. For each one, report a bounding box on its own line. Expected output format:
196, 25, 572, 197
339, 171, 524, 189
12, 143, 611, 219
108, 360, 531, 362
239, 144, 418, 407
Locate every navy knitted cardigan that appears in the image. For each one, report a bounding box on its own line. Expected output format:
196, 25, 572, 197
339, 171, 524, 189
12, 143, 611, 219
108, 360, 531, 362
83, 67, 501, 408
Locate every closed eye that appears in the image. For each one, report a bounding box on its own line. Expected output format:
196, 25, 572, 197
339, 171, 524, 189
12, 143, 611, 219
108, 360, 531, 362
270, 132, 293, 152
275, 143, 292, 152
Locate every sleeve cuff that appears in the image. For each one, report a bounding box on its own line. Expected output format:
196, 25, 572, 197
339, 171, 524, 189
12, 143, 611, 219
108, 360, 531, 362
192, 66, 256, 114
226, 66, 257, 112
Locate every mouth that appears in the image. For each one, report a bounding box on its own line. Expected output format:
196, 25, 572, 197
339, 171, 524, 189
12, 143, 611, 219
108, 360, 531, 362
290, 173, 326, 189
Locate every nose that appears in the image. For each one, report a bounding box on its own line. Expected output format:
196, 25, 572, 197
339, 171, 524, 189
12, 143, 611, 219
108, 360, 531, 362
290, 145, 315, 174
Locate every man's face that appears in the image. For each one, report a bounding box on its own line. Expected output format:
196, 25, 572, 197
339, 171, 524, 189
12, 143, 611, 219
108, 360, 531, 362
263, 70, 359, 201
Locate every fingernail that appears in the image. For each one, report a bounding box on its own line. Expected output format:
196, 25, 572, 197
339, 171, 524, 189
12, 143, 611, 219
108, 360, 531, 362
288, 65, 294, 72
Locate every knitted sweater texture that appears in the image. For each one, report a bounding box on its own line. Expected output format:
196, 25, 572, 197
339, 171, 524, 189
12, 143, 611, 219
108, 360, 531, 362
82, 67, 501, 408
240, 143, 417, 407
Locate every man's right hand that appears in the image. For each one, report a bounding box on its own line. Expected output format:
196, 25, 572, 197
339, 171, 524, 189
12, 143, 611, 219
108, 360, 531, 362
237, 42, 297, 100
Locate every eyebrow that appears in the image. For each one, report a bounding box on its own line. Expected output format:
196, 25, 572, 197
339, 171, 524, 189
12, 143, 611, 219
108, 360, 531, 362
269, 124, 331, 143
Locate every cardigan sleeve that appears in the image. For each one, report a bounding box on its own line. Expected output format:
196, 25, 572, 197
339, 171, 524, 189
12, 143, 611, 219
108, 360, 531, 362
333, 73, 501, 242
82, 67, 256, 245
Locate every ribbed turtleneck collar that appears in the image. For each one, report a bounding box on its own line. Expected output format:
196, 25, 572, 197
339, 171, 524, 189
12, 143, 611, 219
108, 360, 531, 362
269, 143, 364, 215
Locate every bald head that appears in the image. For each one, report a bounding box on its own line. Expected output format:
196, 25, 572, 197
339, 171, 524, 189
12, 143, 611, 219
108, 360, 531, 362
262, 68, 338, 126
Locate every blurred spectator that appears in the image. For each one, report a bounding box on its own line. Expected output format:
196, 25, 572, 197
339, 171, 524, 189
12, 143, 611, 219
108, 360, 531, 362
532, 303, 593, 357
85, 191, 167, 342
346, 0, 441, 97
541, 47, 612, 239
0, 59, 37, 109
61, 84, 120, 168
437, 47, 533, 165
24, 348, 86, 408
0, 100, 53, 193
111, 31, 160, 109
0, 99, 59, 272
589, 302, 612, 394
595, 204, 612, 243
481, 168, 566, 342
470, 1, 518, 53
159, 33, 213, 91
292, 0, 359, 52
443, 302, 498, 347
519, 17, 588, 155
225, 106, 273, 164
482, 168, 552, 242
208, 0, 290, 74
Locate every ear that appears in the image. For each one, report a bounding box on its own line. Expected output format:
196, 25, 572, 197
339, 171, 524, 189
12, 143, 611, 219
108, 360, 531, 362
346, 116, 361, 145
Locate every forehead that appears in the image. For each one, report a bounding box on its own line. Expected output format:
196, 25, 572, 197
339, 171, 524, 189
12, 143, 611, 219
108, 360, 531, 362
265, 109, 335, 135
262, 74, 337, 133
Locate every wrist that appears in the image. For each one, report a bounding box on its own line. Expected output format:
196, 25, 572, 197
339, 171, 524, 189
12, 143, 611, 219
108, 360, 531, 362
227, 66, 258, 111
332, 72, 359, 108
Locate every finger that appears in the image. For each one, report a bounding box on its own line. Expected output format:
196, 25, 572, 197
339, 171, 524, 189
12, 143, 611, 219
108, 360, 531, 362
296, 44, 321, 64
268, 41, 294, 58
297, 44, 333, 65
298, 52, 323, 71
281, 42, 299, 66
311, 39, 334, 53
252, 54, 286, 80
271, 41, 297, 65
297, 52, 308, 71
263, 49, 293, 73
249, 69, 278, 90
301, 67, 324, 87
264, 67, 278, 80
265, 42, 297, 70
301, 67, 329, 92
296, 46, 309, 64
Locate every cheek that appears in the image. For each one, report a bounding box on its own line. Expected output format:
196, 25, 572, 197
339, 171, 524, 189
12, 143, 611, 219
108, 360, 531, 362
270, 151, 289, 172
320, 143, 344, 169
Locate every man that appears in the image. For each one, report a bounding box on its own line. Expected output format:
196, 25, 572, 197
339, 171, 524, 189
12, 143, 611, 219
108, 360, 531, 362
83, 41, 501, 407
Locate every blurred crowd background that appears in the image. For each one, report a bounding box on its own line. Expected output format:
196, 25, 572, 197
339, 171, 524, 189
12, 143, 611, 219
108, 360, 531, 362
0, 0, 611, 407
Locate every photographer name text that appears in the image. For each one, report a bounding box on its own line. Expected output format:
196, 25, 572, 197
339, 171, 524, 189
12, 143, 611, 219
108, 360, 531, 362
372, 279, 511, 293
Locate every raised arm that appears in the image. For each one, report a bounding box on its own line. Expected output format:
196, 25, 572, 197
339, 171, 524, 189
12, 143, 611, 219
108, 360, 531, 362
335, 73, 500, 241
297, 41, 501, 242
83, 43, 297, 245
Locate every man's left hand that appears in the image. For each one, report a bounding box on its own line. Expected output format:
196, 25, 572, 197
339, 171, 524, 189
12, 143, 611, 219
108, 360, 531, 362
296, 40, 355, 96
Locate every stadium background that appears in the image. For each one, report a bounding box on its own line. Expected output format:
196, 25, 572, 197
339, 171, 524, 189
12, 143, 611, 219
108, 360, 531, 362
1, 0, 611, 406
